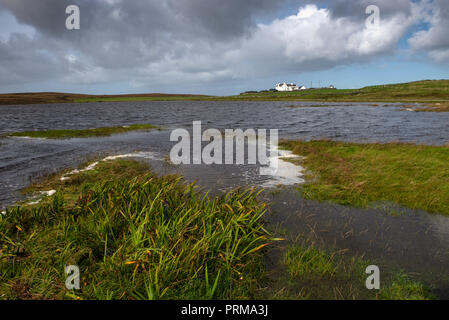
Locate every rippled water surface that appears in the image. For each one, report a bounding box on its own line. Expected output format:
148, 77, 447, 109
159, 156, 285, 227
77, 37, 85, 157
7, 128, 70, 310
1, 101, 449, 143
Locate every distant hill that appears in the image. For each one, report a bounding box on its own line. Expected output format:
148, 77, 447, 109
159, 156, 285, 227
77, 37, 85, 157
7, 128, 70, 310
0, 92, 211, 105
357, 80, 449, 100
0, 92, 89, 105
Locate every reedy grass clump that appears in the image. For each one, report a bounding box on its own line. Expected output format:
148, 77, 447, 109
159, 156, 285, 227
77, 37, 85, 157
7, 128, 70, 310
378, 273, 434, 300
279, 244, 370, 300
0, 160, 270, 300
281, 244, 433, 300
280, 140, 449, 215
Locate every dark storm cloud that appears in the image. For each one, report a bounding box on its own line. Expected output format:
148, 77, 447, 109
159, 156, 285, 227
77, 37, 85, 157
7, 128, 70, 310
0, 0, 290, 70
0, 0, 74, 36
0, 0, 286, 39
0, 0, 293, 83
165, 0, 287, 38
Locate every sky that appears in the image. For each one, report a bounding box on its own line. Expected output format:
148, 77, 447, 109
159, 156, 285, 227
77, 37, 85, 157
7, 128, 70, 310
0, 0, 448, 96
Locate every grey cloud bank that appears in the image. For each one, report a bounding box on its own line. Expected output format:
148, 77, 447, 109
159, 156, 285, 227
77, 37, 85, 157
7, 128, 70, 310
0, 0, 448, 94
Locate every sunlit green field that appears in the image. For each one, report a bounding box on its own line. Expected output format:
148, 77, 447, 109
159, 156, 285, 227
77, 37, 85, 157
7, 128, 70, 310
280, 140, 449, 215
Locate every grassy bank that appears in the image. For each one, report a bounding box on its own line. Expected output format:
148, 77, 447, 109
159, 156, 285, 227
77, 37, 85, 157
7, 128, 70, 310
0, 160, 270, 299
228, 80, 449, 103
9, 124, 159, 139
280, 140, 449, 215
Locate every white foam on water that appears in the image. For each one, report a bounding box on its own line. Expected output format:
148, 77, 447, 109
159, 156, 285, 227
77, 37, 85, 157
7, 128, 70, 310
261, 145, 305, 188
10, 136, 47, 140
27, 199, 42, 205
26, 189, 57, 206
60, 161, 99, 181
3, 151, 159, 212
103, 151, 156, 161
60, 151, 157, 181
41, 190, 57, 197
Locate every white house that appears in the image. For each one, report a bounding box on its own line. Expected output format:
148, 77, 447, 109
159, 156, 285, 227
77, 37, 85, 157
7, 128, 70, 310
275, 83, 306, 92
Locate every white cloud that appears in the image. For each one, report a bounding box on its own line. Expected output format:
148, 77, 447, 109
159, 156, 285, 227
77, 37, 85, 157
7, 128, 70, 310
409, 0, 449, 62
214, 4, 419, 79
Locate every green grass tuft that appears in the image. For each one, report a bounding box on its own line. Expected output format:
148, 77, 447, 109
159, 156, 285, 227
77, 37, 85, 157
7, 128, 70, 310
285, 246, 337, 278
